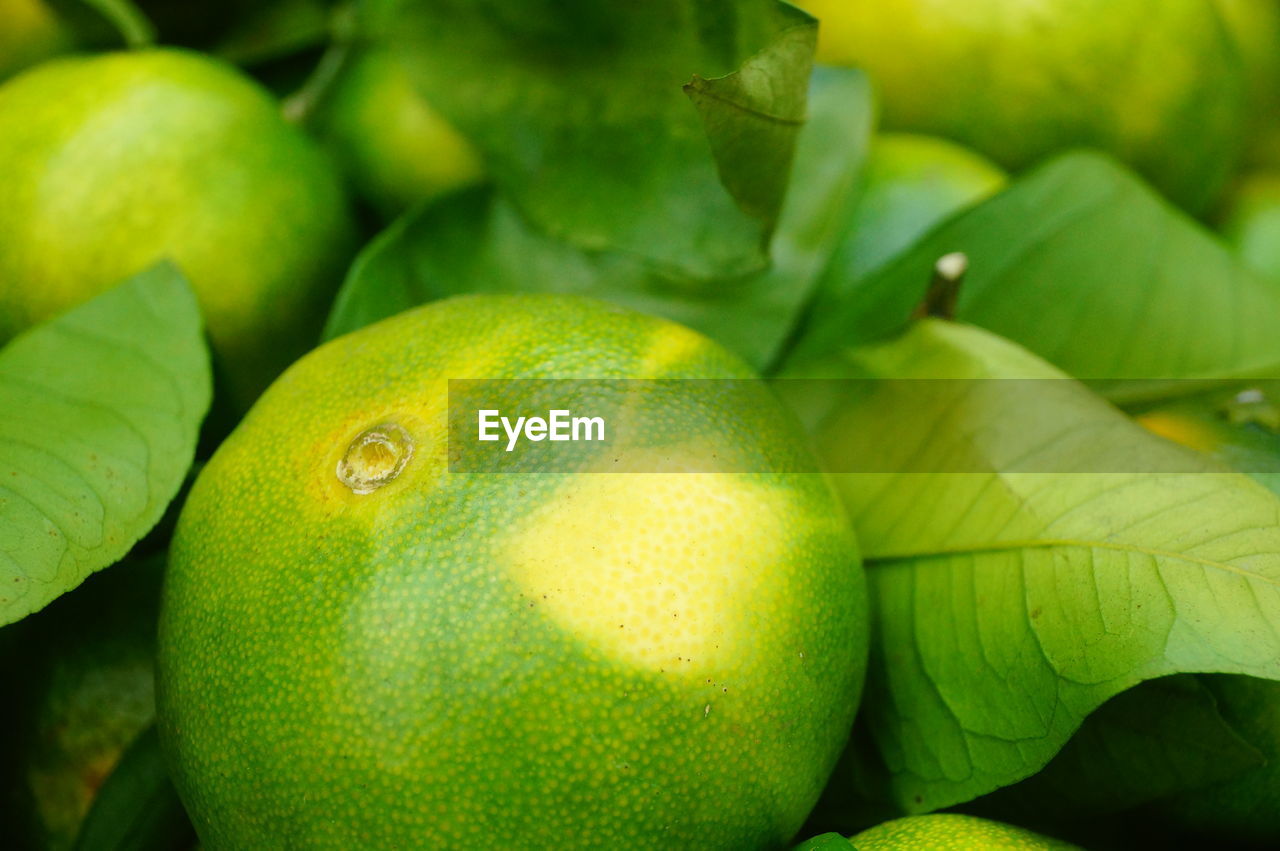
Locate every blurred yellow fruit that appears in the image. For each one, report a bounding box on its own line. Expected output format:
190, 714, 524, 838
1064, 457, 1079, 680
308, 47, 484, 219
0, 48, 357, 409
800, 0, 1246, 212
0, 0, 76, 81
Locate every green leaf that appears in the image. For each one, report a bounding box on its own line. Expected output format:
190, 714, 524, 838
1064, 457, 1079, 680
73, 725, 194, 851
324, 66, 872, 370
967, 675, 1265, 823
1140, 674, 1280, 841
683, 21, 813, 226
790, 152, 1280, 404
0, 263, 210, 626
781, 319, 1280, 811
358, 0, 816, 278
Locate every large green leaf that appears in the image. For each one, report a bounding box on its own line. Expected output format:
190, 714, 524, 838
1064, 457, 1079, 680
324, 66, 872, 370
781, 318, 1280, 811
792, 152, 1280, 404
0, 264, 210, 626
357, 0, 816, 278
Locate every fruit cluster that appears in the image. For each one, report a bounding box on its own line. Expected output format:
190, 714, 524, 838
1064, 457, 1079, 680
2, 1, 1280, 850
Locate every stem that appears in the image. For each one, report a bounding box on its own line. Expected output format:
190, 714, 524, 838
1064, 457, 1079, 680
281, 39, 352, 126
914, 251, 968, 320
280, 2, 359, 126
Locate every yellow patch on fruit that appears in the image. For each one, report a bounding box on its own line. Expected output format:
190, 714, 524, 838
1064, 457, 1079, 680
638, 323, 715, 377
1136, 411, 1220, 454
505, 472, 786, 674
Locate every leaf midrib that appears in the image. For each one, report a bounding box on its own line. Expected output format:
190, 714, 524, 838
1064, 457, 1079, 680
866, 536, 1280, 588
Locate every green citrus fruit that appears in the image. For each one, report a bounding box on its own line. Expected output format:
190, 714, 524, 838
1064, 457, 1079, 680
158, 294, 867, 849
308, 46, 484, 219
0, 556, 163, 850
815, 133, 1005, 309
0, 0, 77, 81
799, 0, 1246, 212
1219, 172, 1280, 280
845, 814, 1082, 849
1215, 0, 1280, 165
0, 48, 357, 409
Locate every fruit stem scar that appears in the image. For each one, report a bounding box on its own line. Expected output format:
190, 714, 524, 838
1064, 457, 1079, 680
337, 423, 414, 494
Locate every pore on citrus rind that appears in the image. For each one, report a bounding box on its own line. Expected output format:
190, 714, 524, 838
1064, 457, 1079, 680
0, 48, 357, 410
157, 294, 868, 849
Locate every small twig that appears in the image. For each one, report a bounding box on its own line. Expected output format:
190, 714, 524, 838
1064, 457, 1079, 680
914, 252, 969, 320
280, 2, 359, 126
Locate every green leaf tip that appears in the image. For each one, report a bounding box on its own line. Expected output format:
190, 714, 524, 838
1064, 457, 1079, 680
684, 9, 815, 229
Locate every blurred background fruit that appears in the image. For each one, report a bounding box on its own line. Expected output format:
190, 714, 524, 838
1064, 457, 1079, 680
302, 45, 484, 219
799, 0, 1246, 213
0, 0, 77, 81
0, 0, 266, 83
0, 557, 164, 850
71, 724, 194, 851
0, 48, 357, 410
